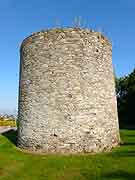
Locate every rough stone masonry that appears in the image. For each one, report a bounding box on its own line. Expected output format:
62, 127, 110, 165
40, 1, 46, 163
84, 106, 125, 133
18, 28, 120, 153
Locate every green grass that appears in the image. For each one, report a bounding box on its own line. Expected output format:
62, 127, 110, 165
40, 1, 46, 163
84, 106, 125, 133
0, 130, 135, 180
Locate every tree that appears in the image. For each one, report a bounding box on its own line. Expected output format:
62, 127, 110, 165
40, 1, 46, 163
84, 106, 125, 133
116, 68, 135, 128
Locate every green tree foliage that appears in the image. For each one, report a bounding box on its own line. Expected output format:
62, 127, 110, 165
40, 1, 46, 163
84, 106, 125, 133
116, 68, 135, 128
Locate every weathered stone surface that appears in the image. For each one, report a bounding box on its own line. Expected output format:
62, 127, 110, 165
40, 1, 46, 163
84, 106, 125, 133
18, 28, 120, 153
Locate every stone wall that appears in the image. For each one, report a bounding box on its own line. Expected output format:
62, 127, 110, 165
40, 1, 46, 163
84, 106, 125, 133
18, 28, 120, 153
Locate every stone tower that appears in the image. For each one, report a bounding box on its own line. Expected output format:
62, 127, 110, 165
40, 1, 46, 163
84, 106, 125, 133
18, 28, 120, 153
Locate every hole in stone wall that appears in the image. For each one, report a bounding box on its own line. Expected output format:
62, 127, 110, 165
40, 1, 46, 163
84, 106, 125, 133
101, 34, 105, 40
68, 94, 72, 98
35, 144, 42, 149
50, 133, 58, 137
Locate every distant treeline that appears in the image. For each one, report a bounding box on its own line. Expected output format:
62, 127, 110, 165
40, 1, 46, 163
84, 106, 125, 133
116, 68, 135, 129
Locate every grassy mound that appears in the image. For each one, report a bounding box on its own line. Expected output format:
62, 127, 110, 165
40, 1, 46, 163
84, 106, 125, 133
0, 130, 135, 180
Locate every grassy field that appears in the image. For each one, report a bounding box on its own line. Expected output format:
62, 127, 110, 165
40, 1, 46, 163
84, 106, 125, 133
0, 130, 135, 180
0, 119, 16, 127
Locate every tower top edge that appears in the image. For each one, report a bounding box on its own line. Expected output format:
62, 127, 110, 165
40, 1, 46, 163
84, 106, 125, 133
20, 27, 111, 51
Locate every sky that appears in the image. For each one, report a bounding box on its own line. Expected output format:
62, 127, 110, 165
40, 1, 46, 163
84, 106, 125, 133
0, 0, 135, 114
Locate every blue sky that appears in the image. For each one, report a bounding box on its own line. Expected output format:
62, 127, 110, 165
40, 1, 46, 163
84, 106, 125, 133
0, 0, 135, 114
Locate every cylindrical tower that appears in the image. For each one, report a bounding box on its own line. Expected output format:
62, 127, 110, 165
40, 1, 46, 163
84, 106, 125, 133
18, 28, 120, 153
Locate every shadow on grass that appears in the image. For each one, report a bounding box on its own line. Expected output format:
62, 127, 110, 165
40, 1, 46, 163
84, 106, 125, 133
103, 170, 135, 180
120, 127, 135, 130
2, 129, 17, 145
112, 150, 135, 158
80, 169, 135, 180
121, 142, 135, 146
